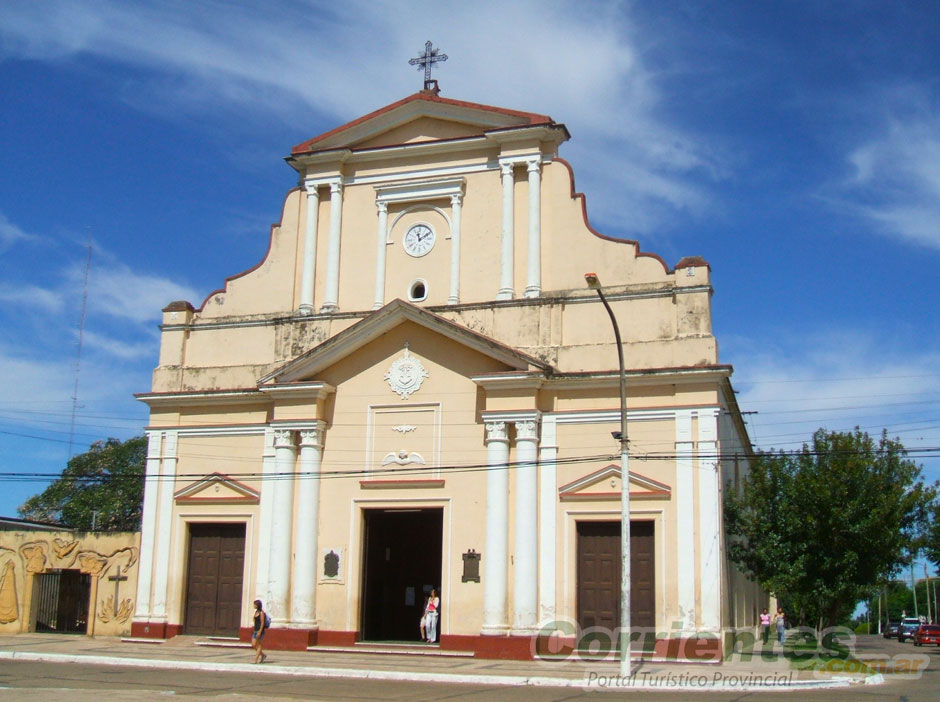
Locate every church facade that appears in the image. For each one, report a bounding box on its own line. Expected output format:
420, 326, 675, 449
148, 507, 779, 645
132, 88, 763, 658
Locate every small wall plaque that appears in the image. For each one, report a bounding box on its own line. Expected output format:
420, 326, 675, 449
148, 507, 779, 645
462, 549, 481, 583
320, 547, 344, 583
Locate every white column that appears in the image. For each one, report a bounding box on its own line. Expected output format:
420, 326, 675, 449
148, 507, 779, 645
269, 429, 297, 625
698, 408, 722, 631
512, 416, 540, 634
447, 193, 462, 305
132, 431, 162, 623
675, 410, 696, 631
497, 162, 515, 300
255, 428, 276, 605
298, 183, 320, 315
481, 421, 510, 634
372, 201, 389, 310
524, 158, 542, 298
151, 430, 178, 622
320, 180, 343, 313
538, 416, 557, 626
291, 424, 325, 628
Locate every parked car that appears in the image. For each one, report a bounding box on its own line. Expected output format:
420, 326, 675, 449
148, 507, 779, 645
883, 621, 900, 638
898, 617, 921, 642
913, 624, 940, 646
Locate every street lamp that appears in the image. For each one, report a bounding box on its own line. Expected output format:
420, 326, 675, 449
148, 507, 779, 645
585, 272, 631, 677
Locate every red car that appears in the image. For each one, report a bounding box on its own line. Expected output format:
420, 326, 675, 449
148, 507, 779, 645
913, 624, 940, 646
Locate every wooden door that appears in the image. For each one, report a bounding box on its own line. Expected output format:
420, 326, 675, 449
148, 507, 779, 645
185, 523, 246, 636
577, 520, 655, 634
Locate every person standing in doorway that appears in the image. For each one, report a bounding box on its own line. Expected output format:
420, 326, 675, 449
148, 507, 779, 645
772, 607, 786, 645
759, 608, 771, 644
423, 588, 440, 644
252, 599, 268, 663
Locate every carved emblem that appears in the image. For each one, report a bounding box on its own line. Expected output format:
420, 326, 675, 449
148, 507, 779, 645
384, 343, 429, 399
382, 450, 426, 466
323, 550, 340, 578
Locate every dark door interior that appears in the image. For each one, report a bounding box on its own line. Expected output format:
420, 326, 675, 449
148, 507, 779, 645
185, 522, 246, 636
577, 520, 655, 639
35, 569, 90, 634
361, 508, 442, 641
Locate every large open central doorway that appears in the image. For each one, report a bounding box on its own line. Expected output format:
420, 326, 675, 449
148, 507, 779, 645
361, 508, 442, 642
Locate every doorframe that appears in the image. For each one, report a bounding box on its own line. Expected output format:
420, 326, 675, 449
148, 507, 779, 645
349, 497, 451, 637
563, 508, 665, 631
172, 513, 255, 633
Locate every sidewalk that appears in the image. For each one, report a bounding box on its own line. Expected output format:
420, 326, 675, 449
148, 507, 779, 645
0, 633, 882, 691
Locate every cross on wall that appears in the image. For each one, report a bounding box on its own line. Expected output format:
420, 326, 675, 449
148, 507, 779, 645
108, 565, 128, 606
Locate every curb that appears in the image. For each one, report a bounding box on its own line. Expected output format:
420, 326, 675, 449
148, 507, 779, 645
0, 651, 869, 690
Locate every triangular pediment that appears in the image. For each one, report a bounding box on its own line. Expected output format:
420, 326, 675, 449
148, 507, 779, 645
291, 92, 557, 154
559, 465, 671, 501
259, 299, 552, 386
175, 473, 260, 504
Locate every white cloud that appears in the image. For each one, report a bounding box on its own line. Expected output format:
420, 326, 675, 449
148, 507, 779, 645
839, 110, 940, 250
726, 331, 940, 487
0, 0, 721, 237
0, 283, 63, 314
0, 212, 38, 253
81, 329, 157, 361
62, 259, 199, 326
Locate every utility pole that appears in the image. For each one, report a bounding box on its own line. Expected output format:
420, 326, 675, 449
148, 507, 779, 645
911, 561, 919, 619
925, 563, 933, 623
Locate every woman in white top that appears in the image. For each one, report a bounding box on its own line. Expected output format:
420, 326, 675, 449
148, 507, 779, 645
420, 588, 440, 644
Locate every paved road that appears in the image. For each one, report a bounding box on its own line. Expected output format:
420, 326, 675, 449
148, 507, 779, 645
0, 635, 936, 701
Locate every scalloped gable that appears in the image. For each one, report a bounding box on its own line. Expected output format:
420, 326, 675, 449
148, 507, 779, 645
259, 299, 552, 385
559, 464, 671, 501
290, 92, 557, 154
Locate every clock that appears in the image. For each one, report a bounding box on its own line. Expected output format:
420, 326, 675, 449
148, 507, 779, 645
403, 224, 435, 257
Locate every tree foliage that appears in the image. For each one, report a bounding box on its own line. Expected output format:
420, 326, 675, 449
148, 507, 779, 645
725, 428, 934, 629
18, 436, 146, 531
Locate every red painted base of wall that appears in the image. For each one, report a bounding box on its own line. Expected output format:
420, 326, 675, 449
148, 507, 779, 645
315, 630, 358, 647
535, 634, 722, 662
443, 634, 537, 660
238, 626, 319, 650
130, 621, 182, 639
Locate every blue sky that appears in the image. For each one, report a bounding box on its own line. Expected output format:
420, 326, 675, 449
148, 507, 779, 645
0, 1, 938, 571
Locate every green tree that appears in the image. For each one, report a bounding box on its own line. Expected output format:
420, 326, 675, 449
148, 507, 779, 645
725, 428, 934, 630
18, 436, 146, 531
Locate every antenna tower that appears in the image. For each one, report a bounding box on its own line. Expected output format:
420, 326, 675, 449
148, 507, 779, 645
69, 233, 93, 459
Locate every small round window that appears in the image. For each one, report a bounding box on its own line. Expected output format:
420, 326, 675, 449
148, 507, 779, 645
409, 279, 428, 302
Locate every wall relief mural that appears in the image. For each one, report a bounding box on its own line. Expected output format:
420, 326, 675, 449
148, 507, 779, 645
0, 533, 139, 632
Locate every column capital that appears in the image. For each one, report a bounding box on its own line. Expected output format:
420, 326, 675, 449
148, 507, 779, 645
273, 428, 296, 448
484, 421, 509, 443
450, 192, 463, 207
304, 181, 321, 197
514, 418, 541, 443
376, 200, 388, 214
499, 162, 515, 178
329, 180, 344, 194
526, 157, 541, 173
299, 423, 326, 448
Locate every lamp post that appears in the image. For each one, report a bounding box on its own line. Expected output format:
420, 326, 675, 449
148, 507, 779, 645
585, 272, 631, 677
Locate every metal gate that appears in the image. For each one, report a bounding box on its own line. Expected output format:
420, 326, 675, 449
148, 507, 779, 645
35, 569, 91, 634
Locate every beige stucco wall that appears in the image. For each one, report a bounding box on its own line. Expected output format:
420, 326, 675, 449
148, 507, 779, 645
0, 530, 140, 636
138, 98, 763, 645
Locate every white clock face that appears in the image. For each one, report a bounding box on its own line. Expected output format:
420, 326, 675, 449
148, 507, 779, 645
403, 224, 435, 257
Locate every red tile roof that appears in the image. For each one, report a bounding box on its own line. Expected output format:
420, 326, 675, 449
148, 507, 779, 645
291, 91, 554, 155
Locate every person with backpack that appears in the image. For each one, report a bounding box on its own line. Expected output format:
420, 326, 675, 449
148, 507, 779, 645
252, 599, 269, 663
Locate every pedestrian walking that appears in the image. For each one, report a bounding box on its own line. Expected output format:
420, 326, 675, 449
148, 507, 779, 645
759, 608, 771, 644
772, 607, 786, 645
252, 599, 268, 663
